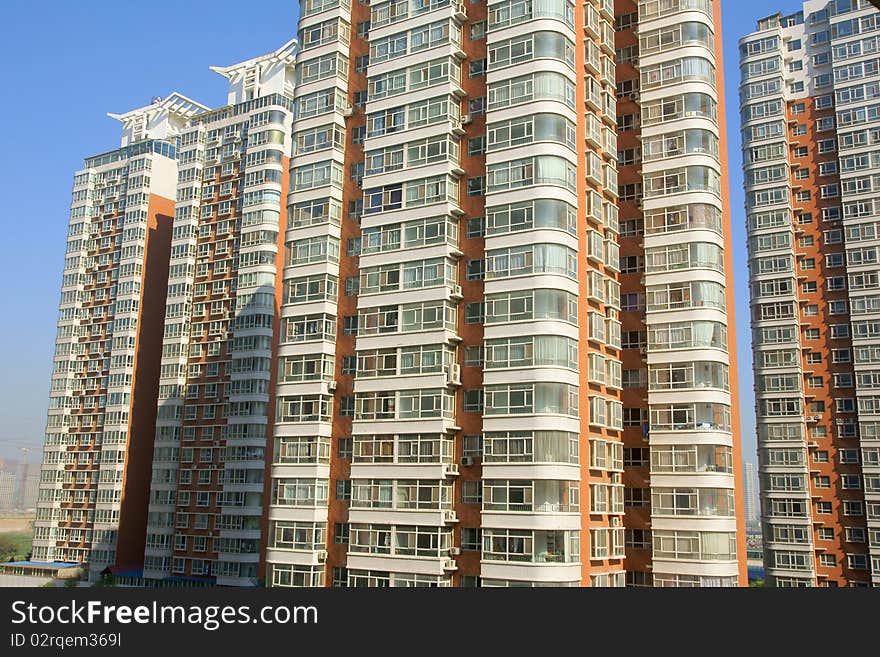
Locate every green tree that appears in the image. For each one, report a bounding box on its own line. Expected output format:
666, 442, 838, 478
0, 537, 17, 561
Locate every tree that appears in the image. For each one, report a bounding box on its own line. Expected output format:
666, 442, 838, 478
0, 537, 17, 561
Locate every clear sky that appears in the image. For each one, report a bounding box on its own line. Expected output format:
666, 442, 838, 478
0, 0, 805, 464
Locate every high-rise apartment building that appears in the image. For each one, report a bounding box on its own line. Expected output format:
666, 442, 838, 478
744, 461, 761, 527
614, 0, 747, 587
144, 41, 296, 586
259, 0, 745, 588
33, 94, 207, 575
33, 0, 747, 587
742, 0, 879, 587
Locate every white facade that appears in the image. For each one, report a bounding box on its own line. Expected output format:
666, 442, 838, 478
637, 0, 739, 587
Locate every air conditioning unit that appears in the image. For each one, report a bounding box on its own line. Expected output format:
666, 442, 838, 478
449, 547, 462, 556
611, 517, 621, 527
461, 456, 474, 467
445, 364, 461, 386
342, 105, 355, 117
461, 114, 472, 125
316, 550, 328, 562
328, 381, 338, 391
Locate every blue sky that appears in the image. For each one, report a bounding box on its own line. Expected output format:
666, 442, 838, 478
0, 0, 804, 463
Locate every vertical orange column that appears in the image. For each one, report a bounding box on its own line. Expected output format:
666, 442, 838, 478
116, 194, 173, 568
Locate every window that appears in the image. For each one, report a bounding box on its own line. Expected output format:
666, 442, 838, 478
845, 527, 866, 543
462, 528, 481, 552
465, 302, 484, 324
824, 230, 842, 244
624, 487, 650, 508
462, 480, 482, 504
820, 184, 839, 198
336, 479, 352, 501
816, 501, 832, 514
343, 315, 359, 335
817, 527, 833, 541
468, 136, 486, 156
469, 96, 486, 116
331, 567, 348, 587
334, 523, 349, 544
469, 59, 486, 78
340, 396, 355, 417
338, 437, 353, 459
464, 389, 484, 413
830, 449, 856, 468
467, 216, 485, 238
829, 300, 846, 315
341, 355, 357, 375
467, 177, 485, 196
622, 368, 646, 389
463, 434, 482, 457
470, 21, 487, 40
466, 259, 485, 280
819, 553, 836, 567
847, 554, 868, 570
624, 448, 649, 467
841, 474, 861, 490
464, 346, 484, 367
625, 529, 651, 549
